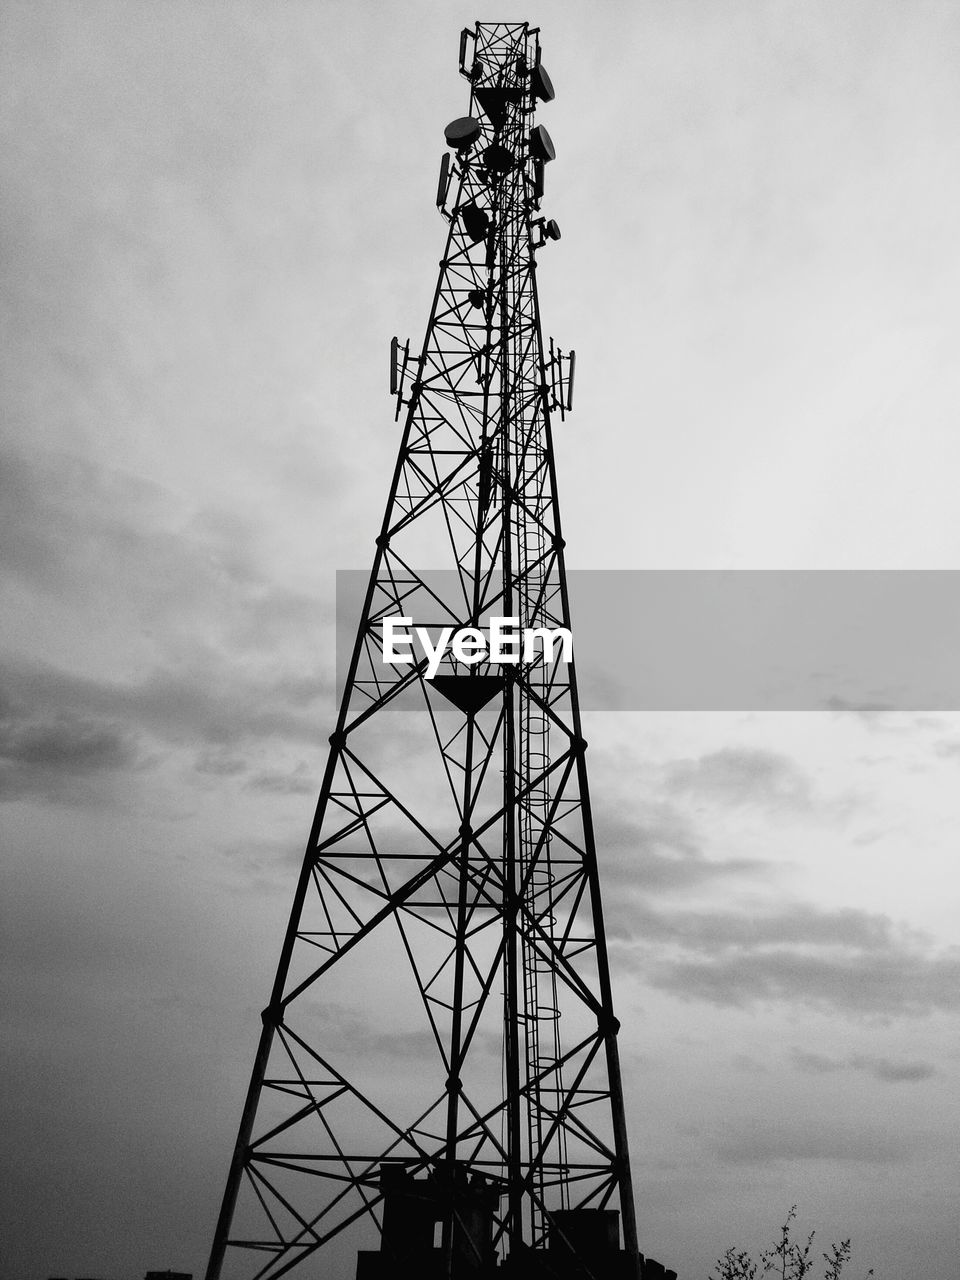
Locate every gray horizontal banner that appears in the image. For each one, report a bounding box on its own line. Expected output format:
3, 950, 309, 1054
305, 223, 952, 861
336, 570, 960, 711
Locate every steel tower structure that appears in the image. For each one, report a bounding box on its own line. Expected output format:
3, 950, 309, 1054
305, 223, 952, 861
207, 22, 640, 1280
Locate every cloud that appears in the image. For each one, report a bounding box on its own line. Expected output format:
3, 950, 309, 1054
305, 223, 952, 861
604, 843, 960, 1015
624, 899, 913, 953
0, 653, 331, 804
716, 1120, 915, 1166
593, 765, 956, 1020
595, 801, 767, 903
212, 835, 306, 897
790, 1049, 845, 1074
639, 930, 960, 1017
663, 747, 814, 812
246, 762, 316, 795
0, 443, 331, 650
791, 1048, 935, 1082
296, 1000, 440, 1063
194, 749, 249, 777
731, 1053, 769, 1074
828, 701, 950, 737
849, 1053, 935, 1083
0, 711, 134, 772
0, 687, 141, 802
825, 695, 897, 718
0, 440, 347, 809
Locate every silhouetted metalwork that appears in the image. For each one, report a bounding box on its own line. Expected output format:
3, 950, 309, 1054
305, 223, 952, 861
207, 21, 640, 1280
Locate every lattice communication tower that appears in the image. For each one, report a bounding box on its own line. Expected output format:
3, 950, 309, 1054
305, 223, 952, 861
207, 21, 645, 1280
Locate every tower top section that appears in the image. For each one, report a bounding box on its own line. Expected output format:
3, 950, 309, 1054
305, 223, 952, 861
435, 22, 559, 231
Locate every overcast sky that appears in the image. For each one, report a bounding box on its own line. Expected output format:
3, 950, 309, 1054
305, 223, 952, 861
2, 2, 960, 1278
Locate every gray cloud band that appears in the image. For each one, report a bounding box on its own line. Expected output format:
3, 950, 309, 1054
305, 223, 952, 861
337, 570, 960, 711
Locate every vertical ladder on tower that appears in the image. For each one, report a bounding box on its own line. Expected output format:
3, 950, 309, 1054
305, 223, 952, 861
516, 366, 569, 1247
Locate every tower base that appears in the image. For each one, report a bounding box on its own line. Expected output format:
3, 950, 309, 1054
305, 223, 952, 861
355, 1165, 657, 1278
